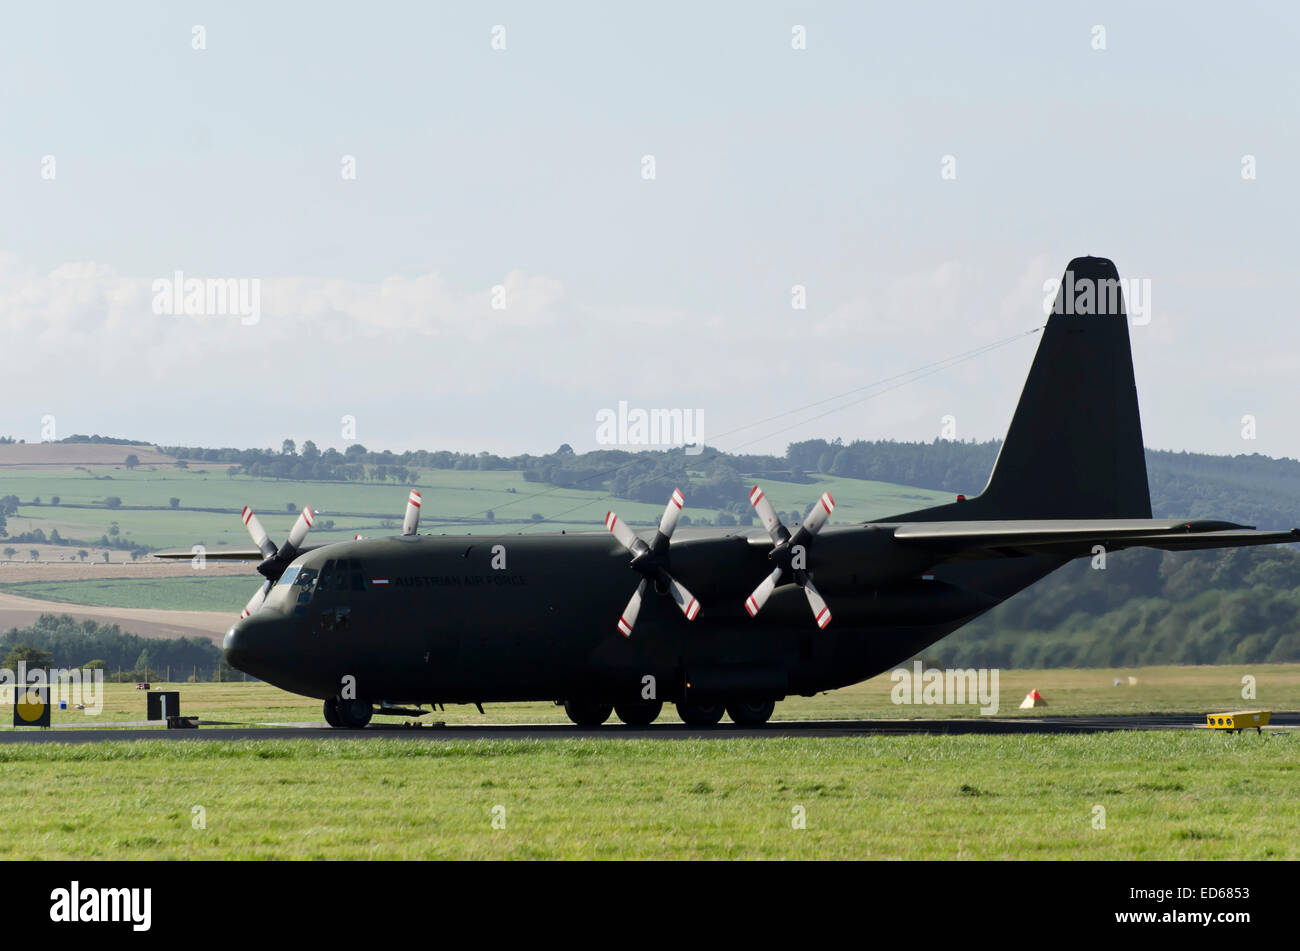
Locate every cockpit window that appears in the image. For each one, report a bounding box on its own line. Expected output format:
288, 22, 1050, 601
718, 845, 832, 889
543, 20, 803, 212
276, 565, 302, 588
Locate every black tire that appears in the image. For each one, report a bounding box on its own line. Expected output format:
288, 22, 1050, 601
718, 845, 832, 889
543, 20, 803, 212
614, 700, 663, 726
726, 699, 775, 727
337, 698, 373, 729
564, 700, 613, 726
675, 697, 725, 727
323, 698, 342, 728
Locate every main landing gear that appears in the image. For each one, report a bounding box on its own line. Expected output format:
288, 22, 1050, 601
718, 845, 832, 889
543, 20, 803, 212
324, 697, 373, 729
563, 700, 613, 726
614, 700, 663, 725
675, 697, 725, 726
724, 699, 776, 727
676, 698, 776, 727
563, 699, 666, 726
561, 697, 777, 728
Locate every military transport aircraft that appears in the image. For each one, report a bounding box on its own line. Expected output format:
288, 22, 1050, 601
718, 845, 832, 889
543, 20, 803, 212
157, 257, 1299, 728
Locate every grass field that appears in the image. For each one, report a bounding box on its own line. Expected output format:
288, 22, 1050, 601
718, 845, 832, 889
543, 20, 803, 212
14, 663, 1300, 727
2, 668, 1296, 859
0, 732, 1295, 859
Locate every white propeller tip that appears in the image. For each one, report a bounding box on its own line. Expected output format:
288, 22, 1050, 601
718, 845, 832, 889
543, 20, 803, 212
745, 597, 759, 617
820, 492, 835, 514
617, 617, 633, 637
749, 486, 764, 507
815, 607, 831, 629
685, 599, 700, 621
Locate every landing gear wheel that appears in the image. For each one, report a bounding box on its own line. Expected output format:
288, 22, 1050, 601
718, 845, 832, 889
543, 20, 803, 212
323, 697, 342, 728
564, 700, 613, 726
614, 700, 663, 726
337, 698, 373, 729
726, 699, 775, 726
675, 697, 725, 727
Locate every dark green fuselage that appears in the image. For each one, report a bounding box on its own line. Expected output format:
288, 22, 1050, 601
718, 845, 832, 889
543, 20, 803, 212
224, 528, 1060, 706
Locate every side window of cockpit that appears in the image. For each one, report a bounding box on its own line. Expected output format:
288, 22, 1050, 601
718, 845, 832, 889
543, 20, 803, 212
333, 559, 350, 592
294, 567, 319, 605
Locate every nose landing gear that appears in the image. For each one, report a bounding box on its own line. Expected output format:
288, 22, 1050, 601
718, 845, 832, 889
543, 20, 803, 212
324, 697, 373, 729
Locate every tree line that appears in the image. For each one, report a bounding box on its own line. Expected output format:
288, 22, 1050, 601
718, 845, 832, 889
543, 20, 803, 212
0, 614, 226, 681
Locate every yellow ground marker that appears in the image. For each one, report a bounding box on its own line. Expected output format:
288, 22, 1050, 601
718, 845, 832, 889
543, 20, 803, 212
1204, 710, 1271, 734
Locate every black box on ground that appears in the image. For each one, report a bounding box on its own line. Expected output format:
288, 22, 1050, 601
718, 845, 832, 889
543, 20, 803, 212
146, 691, 180, 721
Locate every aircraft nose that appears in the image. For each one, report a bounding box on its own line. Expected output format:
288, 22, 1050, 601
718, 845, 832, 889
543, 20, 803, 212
224, 615, 280, 673
222, 621, 253, 669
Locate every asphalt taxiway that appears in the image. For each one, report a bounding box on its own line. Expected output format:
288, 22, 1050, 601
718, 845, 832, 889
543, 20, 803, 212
2, 713, 1295, 743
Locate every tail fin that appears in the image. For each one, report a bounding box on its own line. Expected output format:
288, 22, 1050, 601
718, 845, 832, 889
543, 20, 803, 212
895, 256, 1151, 521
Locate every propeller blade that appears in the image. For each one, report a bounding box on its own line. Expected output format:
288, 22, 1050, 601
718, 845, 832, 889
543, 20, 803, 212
240, 580, 272, 619
285, 506, 315, 551
605, 511, 646, 556
656, 487, 685, 541
354, 534, 366, 540
744, 566, 784, 617
665, 575, 702, 621
241, 507, 277, 559
749, 486, 788, 544
617, 578, 649, 638
402, 490, 422, 536
803, 578, 832, 629
801, 492, 836, 536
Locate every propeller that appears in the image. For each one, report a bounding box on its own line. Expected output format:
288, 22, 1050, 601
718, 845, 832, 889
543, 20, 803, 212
743, 486, 835, 629
606, 487, 701, 637
237, 505, 315, 618
402, 490, 422, 536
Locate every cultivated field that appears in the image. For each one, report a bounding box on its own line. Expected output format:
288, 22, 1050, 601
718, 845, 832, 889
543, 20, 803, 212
0, 462, 952, 553
0, 459, 949, 629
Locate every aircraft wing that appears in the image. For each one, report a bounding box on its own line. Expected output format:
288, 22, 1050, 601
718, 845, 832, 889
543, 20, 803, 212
152, 547, 265, 560
151, 545, 326, 561
883, 519, 1300, 560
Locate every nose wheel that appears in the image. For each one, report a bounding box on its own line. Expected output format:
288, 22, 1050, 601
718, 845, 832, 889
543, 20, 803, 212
324, 697, 373, 729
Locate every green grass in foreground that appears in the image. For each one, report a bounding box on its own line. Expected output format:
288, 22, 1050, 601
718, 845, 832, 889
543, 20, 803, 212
0, 732, 1296, 859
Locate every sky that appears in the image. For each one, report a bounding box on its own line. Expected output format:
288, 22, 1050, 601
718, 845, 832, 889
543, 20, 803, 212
1, 1, 1297, 459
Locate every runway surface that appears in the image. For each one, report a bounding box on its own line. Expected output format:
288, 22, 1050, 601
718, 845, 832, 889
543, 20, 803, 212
2, 713, 1296, 743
